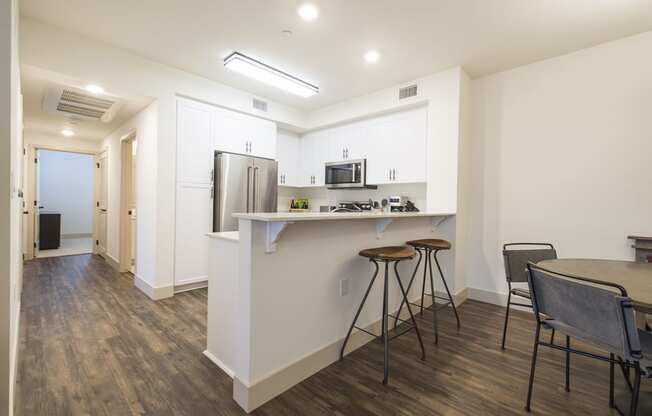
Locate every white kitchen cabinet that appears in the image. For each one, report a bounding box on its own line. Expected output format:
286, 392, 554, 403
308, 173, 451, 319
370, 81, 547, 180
365, 107, 427, 185
276, 130, 300, 186
175, 98, 214, 288
330, 123, 366, 161
176, 99, 213, 185
213, 107, 276, 159
174, 184, 212, 286
301, 131, 331, 187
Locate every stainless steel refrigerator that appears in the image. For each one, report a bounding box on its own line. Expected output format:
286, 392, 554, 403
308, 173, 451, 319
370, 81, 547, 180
213, 152, 278, 232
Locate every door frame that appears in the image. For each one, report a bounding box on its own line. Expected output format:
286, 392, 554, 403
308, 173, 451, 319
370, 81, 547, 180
119, 130, 137, 272
24, 144, 100, 260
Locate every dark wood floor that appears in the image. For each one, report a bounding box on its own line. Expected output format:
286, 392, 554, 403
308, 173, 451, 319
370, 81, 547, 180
16, 254, 639, 415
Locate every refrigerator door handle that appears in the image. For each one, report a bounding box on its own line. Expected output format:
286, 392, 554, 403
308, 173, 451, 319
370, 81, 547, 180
246, 166, 252, 212
252, 166, 259, 212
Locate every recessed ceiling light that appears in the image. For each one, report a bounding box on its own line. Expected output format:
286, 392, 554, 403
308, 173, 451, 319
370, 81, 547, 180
85, 84, 105, 94
297, 3, 319, 20
61, 129, 75, 137
224, 52, 319, 98
364, 50, 381, 64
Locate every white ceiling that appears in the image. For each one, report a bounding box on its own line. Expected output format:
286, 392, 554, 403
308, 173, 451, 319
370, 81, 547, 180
20, 0, 652, 110
22, 66, 153, 141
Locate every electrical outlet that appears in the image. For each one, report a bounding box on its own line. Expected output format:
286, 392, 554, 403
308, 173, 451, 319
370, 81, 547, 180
340, 278, 349, 296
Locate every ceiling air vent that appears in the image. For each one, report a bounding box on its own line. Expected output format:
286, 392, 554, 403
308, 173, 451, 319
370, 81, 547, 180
399, 84, 418, 100
253, 98, 268, 112
43, 86, 122, 123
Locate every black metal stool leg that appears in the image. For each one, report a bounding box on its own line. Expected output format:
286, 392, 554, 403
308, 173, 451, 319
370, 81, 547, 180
394, 261, 426, 361
433, 250, 461, 329
427, 249, 439, 344
339, 260, 380, 361
565, 336, 570, 392
382, 261, 390, 384
419, 249, 428, 316
394, 250, 423, 329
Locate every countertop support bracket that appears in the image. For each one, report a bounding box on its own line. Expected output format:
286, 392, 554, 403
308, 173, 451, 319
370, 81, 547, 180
431, 216, 449, 231
376, 218, 394, 239
266, 221, 293, 253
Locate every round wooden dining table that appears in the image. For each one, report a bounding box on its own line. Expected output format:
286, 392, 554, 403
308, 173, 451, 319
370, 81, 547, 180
537, 258, 652, 416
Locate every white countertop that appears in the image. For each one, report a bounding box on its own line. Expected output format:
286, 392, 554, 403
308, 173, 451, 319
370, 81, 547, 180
207, 231, 240, 242
232, 211, 455, 222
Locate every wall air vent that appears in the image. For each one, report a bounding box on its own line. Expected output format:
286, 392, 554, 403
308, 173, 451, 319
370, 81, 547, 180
253, 98, 268, 112
399, 84, 418, 100
43, 86, 122, 123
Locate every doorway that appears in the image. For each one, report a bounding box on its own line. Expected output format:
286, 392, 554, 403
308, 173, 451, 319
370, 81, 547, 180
119, 132, 137, 273
33, 149, 96, 258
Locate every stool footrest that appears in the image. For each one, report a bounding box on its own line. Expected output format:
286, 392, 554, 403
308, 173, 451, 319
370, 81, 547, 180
353, 326, 380, 339
389, 325, 417, 341
387, 313, 411, 325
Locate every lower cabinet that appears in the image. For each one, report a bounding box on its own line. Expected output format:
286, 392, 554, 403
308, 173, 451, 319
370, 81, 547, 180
174, 183, 212, 287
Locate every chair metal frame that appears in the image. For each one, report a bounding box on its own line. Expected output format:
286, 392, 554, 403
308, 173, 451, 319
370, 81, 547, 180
525, 263, 645, 415
501, 243, 557, 350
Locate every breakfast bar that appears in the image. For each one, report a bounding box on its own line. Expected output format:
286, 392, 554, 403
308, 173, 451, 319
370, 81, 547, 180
205, 211, 456, 412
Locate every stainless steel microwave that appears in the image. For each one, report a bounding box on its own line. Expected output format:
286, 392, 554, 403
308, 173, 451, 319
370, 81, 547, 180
324, 159, 377, 189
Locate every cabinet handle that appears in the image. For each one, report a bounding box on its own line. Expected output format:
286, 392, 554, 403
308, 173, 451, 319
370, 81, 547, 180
393, 169, 396, 181
342, 149, 345, 159
389, 169, 392, 181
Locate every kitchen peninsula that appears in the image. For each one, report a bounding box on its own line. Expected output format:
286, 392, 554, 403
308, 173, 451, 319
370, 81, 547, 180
205, 211, 456, 412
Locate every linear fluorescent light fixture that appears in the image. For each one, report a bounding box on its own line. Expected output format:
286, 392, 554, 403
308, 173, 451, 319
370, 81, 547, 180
224, 52, 319, 98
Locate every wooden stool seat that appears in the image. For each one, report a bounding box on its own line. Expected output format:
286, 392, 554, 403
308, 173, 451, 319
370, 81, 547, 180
359, 246, 416, 261
406, 239, 452, 251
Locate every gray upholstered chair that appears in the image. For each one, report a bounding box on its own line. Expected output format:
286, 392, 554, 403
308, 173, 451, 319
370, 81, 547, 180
501, 243, 557, 350
525, 263, 652, 415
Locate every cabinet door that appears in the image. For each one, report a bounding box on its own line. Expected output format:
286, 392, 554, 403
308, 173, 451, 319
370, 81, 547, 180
247, 117, 277, 159
311, 131, 330, 186
175, 184, 212, 286
365, 117, 394, 185
177, 99, 213, 184
392, 107, 427, 183
213, 107, 247, 154
277, 130, 300, 186
300, 133, 316, 187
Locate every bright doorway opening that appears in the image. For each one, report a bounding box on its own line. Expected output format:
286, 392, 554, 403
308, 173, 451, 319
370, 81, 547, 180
34, 149, 95, 258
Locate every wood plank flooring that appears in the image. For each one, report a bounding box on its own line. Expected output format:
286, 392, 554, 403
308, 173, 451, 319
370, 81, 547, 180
16, 254, 640, 415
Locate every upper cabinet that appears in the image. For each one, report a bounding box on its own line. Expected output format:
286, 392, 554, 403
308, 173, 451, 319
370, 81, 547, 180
298, 106, 427, 187
276, 130, 301, 187
177, 99, 213, 185
213, 106, 277, 159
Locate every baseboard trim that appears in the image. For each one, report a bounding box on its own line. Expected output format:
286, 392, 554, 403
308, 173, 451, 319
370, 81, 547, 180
233, 293, 450, 413
9, 299, 21, 412
467, 287, 532, 312
174, 279, 208, 293
203, 350, 234, 378
134, 274, 174, 300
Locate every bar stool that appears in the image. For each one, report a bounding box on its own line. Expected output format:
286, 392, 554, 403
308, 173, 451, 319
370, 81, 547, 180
394, 239, 460, 344
339, 245, 426, 385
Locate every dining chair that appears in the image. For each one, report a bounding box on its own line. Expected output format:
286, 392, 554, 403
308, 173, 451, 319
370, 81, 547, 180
525, 263, 652, 415
501, 243, 557, 350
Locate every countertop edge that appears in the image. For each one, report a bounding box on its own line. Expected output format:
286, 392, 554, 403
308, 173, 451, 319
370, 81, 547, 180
206, 231, 240, 242
232, 212, 456, 222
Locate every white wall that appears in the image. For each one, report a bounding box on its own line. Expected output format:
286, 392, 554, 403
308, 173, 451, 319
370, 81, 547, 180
101, 101, 157, 283
37, 150, 94, 235
1, 0, 21, 414
463, 30, 652, 301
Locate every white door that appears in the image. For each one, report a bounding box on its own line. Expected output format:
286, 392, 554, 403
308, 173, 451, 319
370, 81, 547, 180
177, 99, 214, 184
276, 130, 300, 186
213, 107, 247, 155
391, 107, 427, 184
97, 151, 108, 256
33, 150, 41, 257
174, 184, 212, 286
247, 117, 277, 159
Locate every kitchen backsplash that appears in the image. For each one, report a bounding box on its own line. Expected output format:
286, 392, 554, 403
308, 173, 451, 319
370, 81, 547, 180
278, 183, 427, 212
